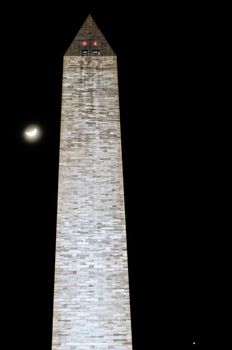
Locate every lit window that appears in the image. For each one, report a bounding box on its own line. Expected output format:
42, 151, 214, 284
93, 41, 97, 46
82, 50, 88, 56
92, 50, 99, 55
82, 41, 88, 46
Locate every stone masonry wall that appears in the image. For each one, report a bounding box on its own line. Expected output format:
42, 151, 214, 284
51, 56, 133, 350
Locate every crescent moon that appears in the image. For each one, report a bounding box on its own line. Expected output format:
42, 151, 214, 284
26, 128, 37, 137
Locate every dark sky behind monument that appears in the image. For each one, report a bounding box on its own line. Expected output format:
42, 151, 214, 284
1, 1, 222, 349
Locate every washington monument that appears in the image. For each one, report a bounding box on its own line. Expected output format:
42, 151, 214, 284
52, 15, 133, 349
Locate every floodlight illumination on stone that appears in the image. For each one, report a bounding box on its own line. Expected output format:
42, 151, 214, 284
23, 124, 41, 142
51, 15, 132, 350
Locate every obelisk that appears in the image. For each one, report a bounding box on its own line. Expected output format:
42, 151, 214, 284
52, 15, 132, 349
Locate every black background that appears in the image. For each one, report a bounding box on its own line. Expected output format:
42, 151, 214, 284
1, 1, 225, 349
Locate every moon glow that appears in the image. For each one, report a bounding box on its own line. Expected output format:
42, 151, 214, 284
23, 125, 42, 142
26, 128, 37, 137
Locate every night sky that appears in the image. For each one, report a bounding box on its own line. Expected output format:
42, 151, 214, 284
1, 1, 223, 349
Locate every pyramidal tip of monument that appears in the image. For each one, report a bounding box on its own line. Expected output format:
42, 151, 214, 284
65, 14, 115, 56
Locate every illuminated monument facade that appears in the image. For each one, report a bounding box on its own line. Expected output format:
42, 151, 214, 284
52, 16, 133, 349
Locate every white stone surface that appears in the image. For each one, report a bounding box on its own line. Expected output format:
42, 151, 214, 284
51, 56, 133, 349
